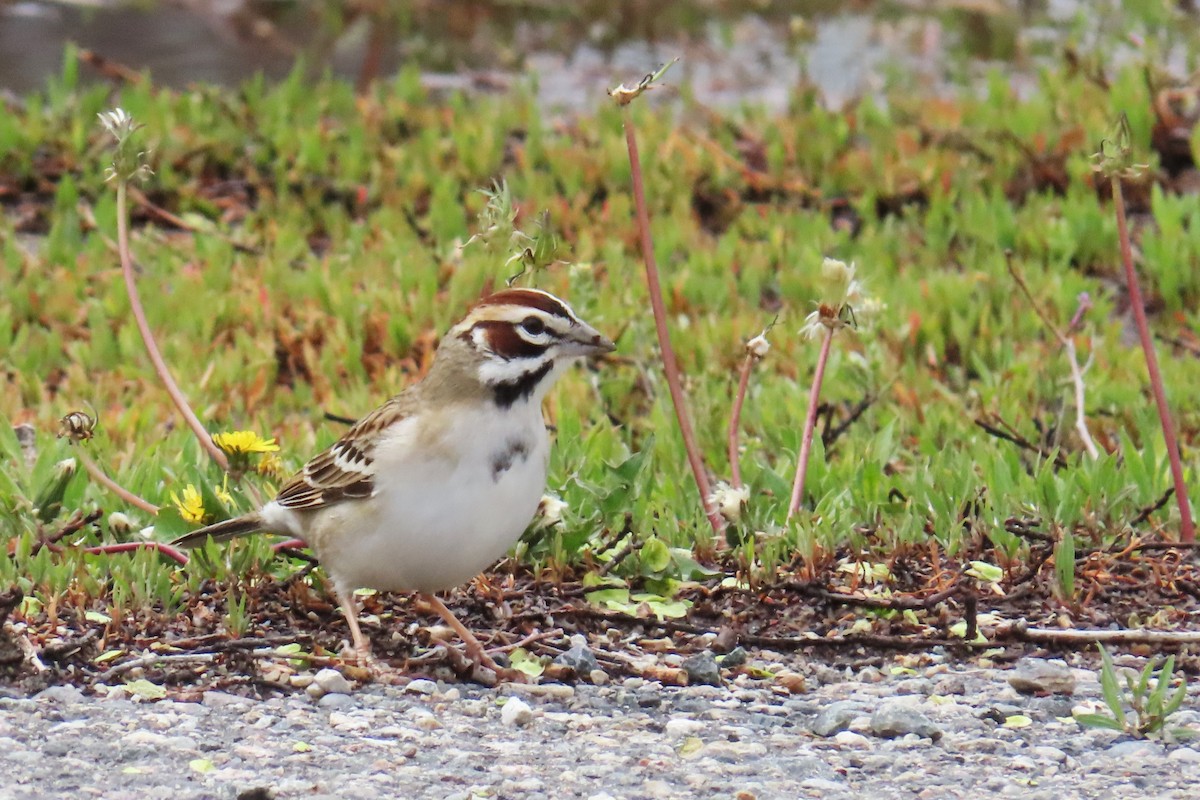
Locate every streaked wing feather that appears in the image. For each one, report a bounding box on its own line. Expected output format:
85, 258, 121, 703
275, 398, 406, 510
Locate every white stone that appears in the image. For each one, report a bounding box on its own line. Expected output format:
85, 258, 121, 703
832, 731, 871, 748
313, 668, 353, 695
663, 718, 706, 739
1167, 747, 1200, 764
501, 697, 535, 727
411, 710, 442, 731
405, 678, 438, 695
327, 712, 370, 732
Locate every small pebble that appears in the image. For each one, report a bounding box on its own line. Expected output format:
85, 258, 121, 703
313, 669, 352, 696
501, 697, 534, 727
405, 679, 438, 695
681, 652, 723, 687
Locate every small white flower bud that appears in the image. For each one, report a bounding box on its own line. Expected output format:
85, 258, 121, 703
709, 482, 750, 524
107, 512, 135, 536
746, 333, 771, 359
533, 494, 568, 528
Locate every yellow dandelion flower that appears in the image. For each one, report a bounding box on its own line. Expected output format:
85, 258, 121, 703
214, 475, 234, 508
171, 484, 207, 524
257, 451, 285, 478
212, 430, 280, 455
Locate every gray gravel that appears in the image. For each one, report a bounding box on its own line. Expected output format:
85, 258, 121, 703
2, 654, 1198, 800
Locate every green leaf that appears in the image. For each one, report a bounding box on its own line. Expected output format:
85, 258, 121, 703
1097, 646, 1127, 727
1004, 714, 1033, 729
1073, 713, 1125, 731
966, 561, 1003, 583
640, 537, 671, 573
84, 610, 112, 624
678, 736, 704, 758
1053, 528, 1075, 602
585, 588, 630, 606
188, 758, 216, 774
125, 678, 167, 701
508, 647, 545, 678
1147, 656, 1175, 715
669, 549, 722, 580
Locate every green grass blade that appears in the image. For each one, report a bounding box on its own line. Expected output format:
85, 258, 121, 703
1097, 645, 1127, 726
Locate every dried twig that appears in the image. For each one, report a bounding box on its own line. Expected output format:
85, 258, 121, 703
821, 394, 875, 451
596, 537, 644, 578
41, 629, 100, 662
997, 622, 1200, 647
774, 579, 961, 611
1007, 255, 1099, 460
34, 509, 103, 554
1130, 487, 1176, 528
95, 650, 220, 682
974, 415, 1069, 469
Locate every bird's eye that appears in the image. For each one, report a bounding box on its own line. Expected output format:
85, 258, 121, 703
521, 316, 546, 335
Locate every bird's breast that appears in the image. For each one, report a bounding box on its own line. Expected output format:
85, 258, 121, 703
310, 403, 550, 593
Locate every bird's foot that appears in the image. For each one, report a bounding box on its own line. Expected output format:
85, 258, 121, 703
337, 646, 392, 683
467, 644, 529, 685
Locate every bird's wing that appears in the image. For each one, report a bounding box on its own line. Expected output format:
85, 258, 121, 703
274, 398, 408, 510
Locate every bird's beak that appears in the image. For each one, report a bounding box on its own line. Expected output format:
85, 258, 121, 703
561, 322, 617, 358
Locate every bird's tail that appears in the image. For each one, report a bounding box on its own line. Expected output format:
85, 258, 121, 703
172, 513, 263, 549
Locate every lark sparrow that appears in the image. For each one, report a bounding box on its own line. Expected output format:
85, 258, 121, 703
173, 288, 614, 674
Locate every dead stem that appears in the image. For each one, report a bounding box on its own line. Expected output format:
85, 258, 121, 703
1006, 256, 1100, 460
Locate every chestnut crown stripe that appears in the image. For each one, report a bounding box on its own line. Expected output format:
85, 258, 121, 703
473, 289, 575, 321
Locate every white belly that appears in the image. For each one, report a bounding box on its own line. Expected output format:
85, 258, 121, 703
279, 404, 549, 594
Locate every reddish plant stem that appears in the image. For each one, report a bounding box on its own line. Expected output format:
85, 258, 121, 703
116, 182, 229, 471
82, 541, 190, 567
76, 448, 160, 515
788, 326, 835, 519
1112, 178, 1194, 542
727, 353, 756, 489
621, 112, 723, 535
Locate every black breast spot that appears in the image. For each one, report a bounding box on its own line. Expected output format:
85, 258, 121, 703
490, 439, 531, 482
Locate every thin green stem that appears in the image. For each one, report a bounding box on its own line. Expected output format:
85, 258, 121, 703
788, 326, 835, 519
1112, 177, 1194, 542
116, 181, 229, 471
